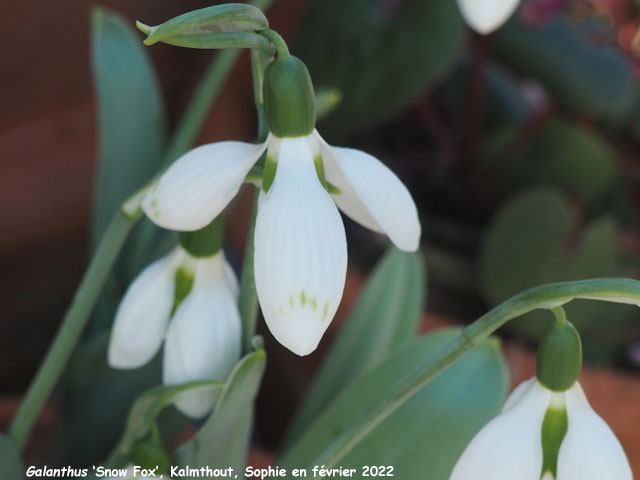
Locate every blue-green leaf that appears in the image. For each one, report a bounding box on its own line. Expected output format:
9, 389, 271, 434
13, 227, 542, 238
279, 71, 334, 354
0, 435, 23, 480
296, 0, 464, 137
283, 247, 424, 446
91, 6, 166, 246
279, 330, 507, 479
494, 16, 637, 122
174, 348, 266, 471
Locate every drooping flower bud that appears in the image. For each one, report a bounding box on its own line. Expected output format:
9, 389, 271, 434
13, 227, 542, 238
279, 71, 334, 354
536, 314, 582, 392
263, 56, 316, 138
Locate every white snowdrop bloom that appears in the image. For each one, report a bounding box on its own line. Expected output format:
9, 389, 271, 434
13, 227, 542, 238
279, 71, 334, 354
449, 378, 633, 480
108, 245, 241, 418
141, 55, 421, 355
108, 246, 188, 369
163, 252, 241, 418
457, 0, 520, 34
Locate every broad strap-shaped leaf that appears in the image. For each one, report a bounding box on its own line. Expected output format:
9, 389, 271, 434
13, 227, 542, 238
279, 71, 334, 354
279, 329, 507, 479
283, 247, 424, 447
90, 7, 167, 247
105, 380, 224, 466
174, 348, 266, 471
0, 435, 23, 480
493, 16, 637, 123
295, 0, 464, 137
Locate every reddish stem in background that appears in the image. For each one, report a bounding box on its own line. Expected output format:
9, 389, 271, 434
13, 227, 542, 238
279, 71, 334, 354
466, 32, 491, 174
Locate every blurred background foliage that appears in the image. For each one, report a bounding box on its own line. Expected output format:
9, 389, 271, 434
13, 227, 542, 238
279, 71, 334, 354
295, 0, 640, 366
2, 0, 640, 472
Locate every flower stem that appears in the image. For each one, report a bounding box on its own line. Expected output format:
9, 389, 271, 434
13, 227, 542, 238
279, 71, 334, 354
288, 278, 640, 476
238, 41, 273, 353
8, 211, 139, 450
239, 191, 260, 353
258, 29, 290, 57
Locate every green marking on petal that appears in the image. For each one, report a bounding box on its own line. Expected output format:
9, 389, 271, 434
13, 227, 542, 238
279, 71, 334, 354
171, 266, 195, 316
310, 296, 318, 311
540, 399, 568, 479
262, 155, 277, 193
322, 301, 329, 321
150, 199, 158, 208
314, 154, 328, 190
300, 289, 307, 307
289, 294, 295, 309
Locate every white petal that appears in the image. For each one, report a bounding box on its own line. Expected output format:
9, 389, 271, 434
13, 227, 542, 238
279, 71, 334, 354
142, 140, 267, 231
108, 247, 184, 369
557, 382, 632, 480
224, 255, 239, 299
254, 136, 347, 356
317, 132, 421, 252
163, 253, 241, 418
502, 377, 536, 412
457, 0, 520, 34
450, 380, 550, 480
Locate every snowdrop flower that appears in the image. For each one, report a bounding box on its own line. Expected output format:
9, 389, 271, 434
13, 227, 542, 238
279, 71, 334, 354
142, 55, 421, 356
108, 225, 240, 418
457, 0, 520, 34
450, 317, 632, 480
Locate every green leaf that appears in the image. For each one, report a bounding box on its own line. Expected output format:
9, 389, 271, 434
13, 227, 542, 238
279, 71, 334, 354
91, 7, 167, 247
146, 32, 270, 50
139, 4, 269, 46
107, 381, 224, 465
283, 247, 425, 446
279, 330, 507, 479
478, 118, 618, 207
174, 348, 266, 471
0, 435, 23, 480
493, 16, 637, 122
296, 0, 464, 137
479, 188, 637, 361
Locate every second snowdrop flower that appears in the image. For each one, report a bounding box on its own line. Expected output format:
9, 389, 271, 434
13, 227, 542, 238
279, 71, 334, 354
457, 0, 520, 34
450, 315, 633, 480
142, 54, 421, 356
108, 218, 241, 418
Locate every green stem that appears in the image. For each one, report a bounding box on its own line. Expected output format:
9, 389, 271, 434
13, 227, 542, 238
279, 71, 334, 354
239, 191, 260, 353
8, 211, 139, 450
258, 29, 289, 57
294, 278, 640, 475
552, 306, 567, 324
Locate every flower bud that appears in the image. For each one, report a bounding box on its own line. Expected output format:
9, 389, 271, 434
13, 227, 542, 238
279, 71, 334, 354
536, 317, 582, 391
263, 56, 316, 138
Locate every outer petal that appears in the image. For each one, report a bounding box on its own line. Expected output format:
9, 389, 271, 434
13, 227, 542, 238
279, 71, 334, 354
557, 382, 632, 480
449, 380, 550, 480
163, 253, 241, 418
254, 136, 347, 356
108, 247, 184, 369
143, 140, 267, 231
502, 377, 536, 412
457, 0, 520, 34
317, 132, 421, 252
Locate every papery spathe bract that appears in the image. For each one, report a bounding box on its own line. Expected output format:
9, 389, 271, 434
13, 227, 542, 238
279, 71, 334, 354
457, 0, 520, 34
449, 377, 633, 480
